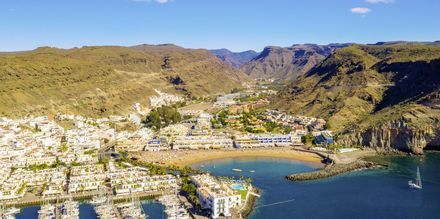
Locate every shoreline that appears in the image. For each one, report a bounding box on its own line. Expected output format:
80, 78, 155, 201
132, 148, 324, 167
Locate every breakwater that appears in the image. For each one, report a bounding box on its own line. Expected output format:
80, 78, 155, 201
286, 160, 379, 181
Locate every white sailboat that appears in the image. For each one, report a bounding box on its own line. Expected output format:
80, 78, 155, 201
408, 166, 422, 190
91, 186, 108, 205
1, 205, 20, 219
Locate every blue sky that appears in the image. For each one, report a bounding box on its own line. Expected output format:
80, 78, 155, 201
1, 0, 439, 52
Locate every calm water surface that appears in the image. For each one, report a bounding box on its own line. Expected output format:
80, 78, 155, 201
190, 153, 440, 219
16, 200, 165, 219
15, 153, 440, 218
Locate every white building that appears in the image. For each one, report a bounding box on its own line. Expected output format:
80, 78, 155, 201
173, 136, 233, 150
234, 133, 294, 148
107, 165, 178, 195
68, 164, 106, 193
190, 174, 241, 219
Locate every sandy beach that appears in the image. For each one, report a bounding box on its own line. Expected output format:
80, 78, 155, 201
131, 148, 324, 167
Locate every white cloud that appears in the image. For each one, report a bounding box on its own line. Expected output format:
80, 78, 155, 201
351, 7, 371, 14
155, 0, 170, 3
366, 0, 394, 4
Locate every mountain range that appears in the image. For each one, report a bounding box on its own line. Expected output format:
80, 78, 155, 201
2, 41, 440, 153
210, 49, 259, 68
273, 43, 440, 153
211, 44, 350, 81
0, 44, 248, 117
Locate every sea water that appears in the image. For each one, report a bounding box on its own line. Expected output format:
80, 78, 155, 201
191, 153, 440, 219
14, 153, 440, 218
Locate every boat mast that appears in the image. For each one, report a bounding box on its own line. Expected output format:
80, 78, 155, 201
416, 167, 422, 187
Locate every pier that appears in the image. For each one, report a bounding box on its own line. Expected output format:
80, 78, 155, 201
0, 190, 172, 208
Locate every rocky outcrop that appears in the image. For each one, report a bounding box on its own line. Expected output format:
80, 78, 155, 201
241, 44, 349, 81
286, 160, 378, 181
210, 49, 259, 68
337, 120, 440, 154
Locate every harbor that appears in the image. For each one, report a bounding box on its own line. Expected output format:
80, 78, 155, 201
1, 191, 171, 208
191, 153, 440, 219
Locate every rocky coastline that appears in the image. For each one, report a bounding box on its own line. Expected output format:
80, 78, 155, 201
240, 187, 260, 218
286, 160, 381, 181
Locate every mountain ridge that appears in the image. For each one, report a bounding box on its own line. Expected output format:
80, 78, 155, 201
0, 44, 249, 118
273, 44, 440, 153
241, 43, 350, 81
210, 49, 259, 68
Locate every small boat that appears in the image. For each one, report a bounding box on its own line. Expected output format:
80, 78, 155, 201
1, 206, 20, 219
249, 170, 255, 173
91, 187, 107, 205
90, 196, 107, 205
200, 165, 205, 168
38, 203, 56, 219
232, 168, 242, 172
4, 207, 20, 215
408, 166, 422, 190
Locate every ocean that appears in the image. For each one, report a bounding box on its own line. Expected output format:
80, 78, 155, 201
190, 152, 440, 219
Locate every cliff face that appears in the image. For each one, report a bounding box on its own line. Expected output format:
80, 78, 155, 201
273, 44, 440, 153
210, 49, 259, 68
338, 120, 440, 154
241, 44, 349, 81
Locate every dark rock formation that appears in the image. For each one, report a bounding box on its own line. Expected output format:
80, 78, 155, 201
241, 44, 349, 81
337, 121, 440, 154
286, 160, 378, 181
210, 49, 259, 68
167, 75, 184, 85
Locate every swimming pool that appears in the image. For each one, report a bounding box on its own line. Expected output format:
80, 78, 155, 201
231, 183, 246, 190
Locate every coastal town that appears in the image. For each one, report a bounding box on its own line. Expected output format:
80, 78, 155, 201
0, 85, 343, 219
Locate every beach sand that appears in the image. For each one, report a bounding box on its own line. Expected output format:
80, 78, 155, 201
131, 148, 324, 167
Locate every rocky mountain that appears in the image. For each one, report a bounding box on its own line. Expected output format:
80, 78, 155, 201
241, 44, 349, 81
210, 49, 259, 68
0, 44, 248, 117
372, 41, 440, 46
273, 44, 440, 153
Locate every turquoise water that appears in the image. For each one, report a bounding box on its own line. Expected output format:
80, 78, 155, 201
190, 153, 440, 219
16, 201, 165, 219
232, 183, 246, 190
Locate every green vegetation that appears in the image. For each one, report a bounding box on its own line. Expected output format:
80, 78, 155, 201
120, 155, 200, 176
181, 177, 201, 209
238, 189, 248, 200
29, 164, 50, 171
211, 110, 228, 128
84, 149, 97, 155
17, 182, 27, 194
301, 133, 314, 146
144, 106, 181, 130
59, 143, 68, 152
237, 92, 269, 102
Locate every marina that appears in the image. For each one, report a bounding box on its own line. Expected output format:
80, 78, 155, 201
0, 206, 20, 219
116, 196, 147, 219
59, 199, 80, 219
159, 195, 190, 219
37, 203, 56, 219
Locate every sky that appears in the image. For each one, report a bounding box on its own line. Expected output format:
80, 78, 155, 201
0, 0, 439, 52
